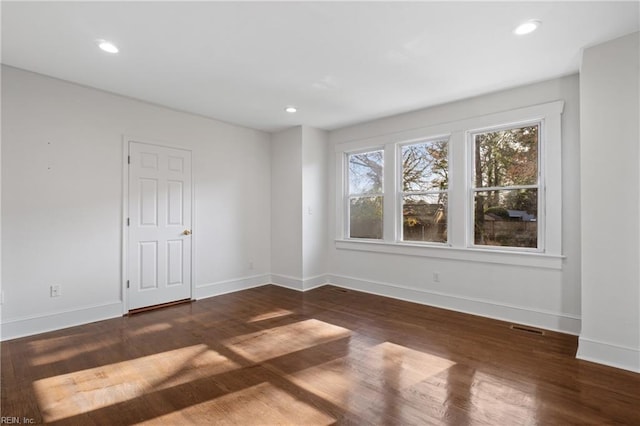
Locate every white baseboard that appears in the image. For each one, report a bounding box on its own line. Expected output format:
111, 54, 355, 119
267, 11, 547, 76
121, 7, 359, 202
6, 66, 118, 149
327, 274, 581, 335
1, 301, 123, 341
577, 337, 640, 373
270, 274, 303, 291
1, 274, 273, 341
11, 272, 633, 374
1, 272, 584, 348
195, 274, 271, 300
270, 274, 329, 291
303, 274, 329, 290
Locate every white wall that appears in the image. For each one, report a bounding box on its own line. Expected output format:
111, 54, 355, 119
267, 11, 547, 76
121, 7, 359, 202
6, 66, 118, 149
2, 46, 638, 373
327, 75, 582, 334
4, 33, 639, 376
0, 65, 3, 324
1, 66, 272, 339
270, 127, 303, 283
578, 32, 640, 372
302, 126, 328, 285
271, 125, 329, 290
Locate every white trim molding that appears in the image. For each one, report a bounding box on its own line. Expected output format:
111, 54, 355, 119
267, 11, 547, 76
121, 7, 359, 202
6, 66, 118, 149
577, 337, 640, 373
302, 274, 330, 291
195, 274, 272, 300
122, 136, 196, 313
270, 274, 330, 291
1, 301, 123, 341
8, 274, 622, 372
334, 100, 565, 260
327, 273, 581, 335
270, 274, 304, 291
335, 240, 564, 269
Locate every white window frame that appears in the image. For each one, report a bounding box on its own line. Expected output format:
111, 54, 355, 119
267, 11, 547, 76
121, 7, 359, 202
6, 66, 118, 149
397, 136, 451, 245
345, 147, 385, 240
467, 120, 544, 253
334, 100, 564, 270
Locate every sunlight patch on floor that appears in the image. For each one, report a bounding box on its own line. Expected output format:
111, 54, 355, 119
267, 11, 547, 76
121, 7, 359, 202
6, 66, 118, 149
247, 308, 294, 323
29, 335, 118, 366
136, 382, 335, 426
127, 322, 172, 337
468, 370, 537, 424
28, 332, 95, 354
28, 323, 174, 366
33, 344, 240, 422
223, 319, 351, 363
286, 341, 456, 412
376, 342, 455, 389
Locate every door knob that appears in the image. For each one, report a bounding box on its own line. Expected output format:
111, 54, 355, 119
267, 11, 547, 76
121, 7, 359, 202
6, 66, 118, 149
182, 229, 192, 235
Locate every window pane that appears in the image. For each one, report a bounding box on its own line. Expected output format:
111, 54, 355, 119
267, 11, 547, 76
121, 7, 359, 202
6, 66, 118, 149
474, 189, 538, 248
349, 196, 383, 239
402, 194, 447, 243
474, 125, 538, 188
348, 150, 383, 195
402, 140, 448, 192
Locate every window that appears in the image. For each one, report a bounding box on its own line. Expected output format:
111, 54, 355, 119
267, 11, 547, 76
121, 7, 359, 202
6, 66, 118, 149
335, 100, 563, 268
400, 139, 449, 243
471, 124, 540, 249
347, 149, 384, 239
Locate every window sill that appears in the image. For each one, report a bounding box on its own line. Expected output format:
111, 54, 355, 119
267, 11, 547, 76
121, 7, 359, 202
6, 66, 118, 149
335, 239, 564, 270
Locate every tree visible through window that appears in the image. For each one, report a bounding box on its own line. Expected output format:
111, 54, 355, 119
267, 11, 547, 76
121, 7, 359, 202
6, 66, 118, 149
347, 150, 383, 239
338, 102, 562, 259
472, 124, 539, 248
401, 139, 448, 243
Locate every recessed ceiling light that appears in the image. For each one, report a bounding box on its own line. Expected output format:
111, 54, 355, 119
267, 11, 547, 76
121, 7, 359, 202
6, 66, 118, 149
98, 40, 119, 53
285, 106, 297, 113
514, 20, 541, 36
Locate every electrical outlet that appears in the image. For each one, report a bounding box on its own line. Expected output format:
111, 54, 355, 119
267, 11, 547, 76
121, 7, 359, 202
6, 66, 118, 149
50, 285, 61, 297
433, 272, 440, 283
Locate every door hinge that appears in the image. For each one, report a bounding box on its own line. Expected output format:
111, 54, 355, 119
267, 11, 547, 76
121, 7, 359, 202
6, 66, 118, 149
128, 155, 131, 164
127, 218, 130, 226
127, 280, 130, 289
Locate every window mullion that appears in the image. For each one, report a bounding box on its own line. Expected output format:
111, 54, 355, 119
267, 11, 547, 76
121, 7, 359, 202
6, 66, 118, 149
448, 131, 466, 247
473, 184, 538, 192
383, 143, 396, 242
337, 100, 562, 256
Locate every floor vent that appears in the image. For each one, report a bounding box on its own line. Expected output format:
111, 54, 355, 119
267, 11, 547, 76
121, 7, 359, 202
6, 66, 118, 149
332, 287, 349, 293
510, 324, 545, 335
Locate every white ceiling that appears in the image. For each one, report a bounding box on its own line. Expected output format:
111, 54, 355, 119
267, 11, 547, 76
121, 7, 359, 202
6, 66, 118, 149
2, 2, 638, 132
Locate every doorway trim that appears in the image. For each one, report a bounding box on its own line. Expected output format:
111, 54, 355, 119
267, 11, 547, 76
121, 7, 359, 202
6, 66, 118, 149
121, 135, 196, 314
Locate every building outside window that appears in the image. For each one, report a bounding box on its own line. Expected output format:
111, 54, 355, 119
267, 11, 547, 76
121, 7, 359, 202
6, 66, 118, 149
337, 100, 563, 266
470, 124, 540, 249
400, 139, 449, 243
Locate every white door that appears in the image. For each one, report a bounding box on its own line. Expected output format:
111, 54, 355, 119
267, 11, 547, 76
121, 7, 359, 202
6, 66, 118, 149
128, 141, 192, 310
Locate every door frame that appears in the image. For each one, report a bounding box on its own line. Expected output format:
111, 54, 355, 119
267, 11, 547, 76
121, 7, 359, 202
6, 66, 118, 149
121, 135, 196, 314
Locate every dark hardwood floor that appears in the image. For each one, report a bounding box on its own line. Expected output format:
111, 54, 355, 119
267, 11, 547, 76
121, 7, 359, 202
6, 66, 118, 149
2, 284, 639, 425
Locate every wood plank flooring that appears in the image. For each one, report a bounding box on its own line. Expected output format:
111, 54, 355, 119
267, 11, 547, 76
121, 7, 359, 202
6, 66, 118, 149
2, 285, 639, 425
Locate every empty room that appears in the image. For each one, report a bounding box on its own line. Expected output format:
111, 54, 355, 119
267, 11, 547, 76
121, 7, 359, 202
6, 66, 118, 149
1, 1, 639, 425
